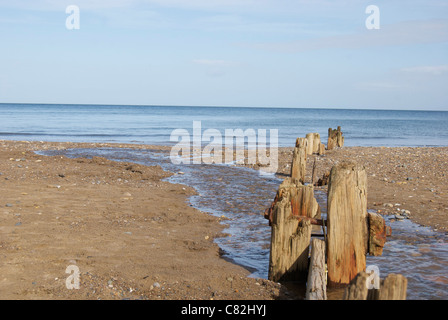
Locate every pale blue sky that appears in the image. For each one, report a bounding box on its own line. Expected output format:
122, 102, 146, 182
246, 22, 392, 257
0, 0, 447, 110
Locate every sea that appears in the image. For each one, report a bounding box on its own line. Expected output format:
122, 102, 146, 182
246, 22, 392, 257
1, 103, 447, 147
2, 103, 448, 299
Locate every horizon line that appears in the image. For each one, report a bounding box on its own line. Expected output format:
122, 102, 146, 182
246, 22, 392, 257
0, 102, 447, 113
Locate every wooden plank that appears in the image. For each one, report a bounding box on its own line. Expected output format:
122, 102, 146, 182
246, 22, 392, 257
306, 238, 327, 300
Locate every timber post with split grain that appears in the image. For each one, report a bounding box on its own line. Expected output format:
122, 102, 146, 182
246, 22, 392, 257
326, 161, 368, 287
305, 133, 326, 156
306, 238, 327, 300
265, 177, 320, 282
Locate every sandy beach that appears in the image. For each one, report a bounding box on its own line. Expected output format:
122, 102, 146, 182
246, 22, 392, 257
0, 140, 289, 300
1, 140, 447, 300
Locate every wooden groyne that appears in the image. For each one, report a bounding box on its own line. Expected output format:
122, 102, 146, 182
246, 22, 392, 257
264, 128, 405, 300
327, 126, 344, 150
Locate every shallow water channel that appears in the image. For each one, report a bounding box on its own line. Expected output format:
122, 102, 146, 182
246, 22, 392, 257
38, 147, 448, 300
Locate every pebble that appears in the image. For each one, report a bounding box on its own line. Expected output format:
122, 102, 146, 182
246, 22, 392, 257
15, 222, 22, 226
384, 203, 393, 208
394, 214, 405, 220
153, 282, 161, 288
5, 203, 13, 207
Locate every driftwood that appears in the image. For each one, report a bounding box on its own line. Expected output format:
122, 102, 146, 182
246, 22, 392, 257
327, 161, 368, 287
306, 238, 327, 300
344, 272, 407, 300
327, 127, 344, 150
290, 138, 307, 184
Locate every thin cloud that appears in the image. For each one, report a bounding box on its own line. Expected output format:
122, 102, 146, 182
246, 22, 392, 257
356, 81, 405, 90
400, 65, 448, 75
193, 59, 235, 67
246, 19, 448, 52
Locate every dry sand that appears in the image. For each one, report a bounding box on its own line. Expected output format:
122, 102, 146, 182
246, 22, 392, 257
1, 140, 447, 300
0, 140, 290, 300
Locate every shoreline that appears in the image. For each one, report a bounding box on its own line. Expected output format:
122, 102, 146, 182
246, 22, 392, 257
1, 139, 447, 300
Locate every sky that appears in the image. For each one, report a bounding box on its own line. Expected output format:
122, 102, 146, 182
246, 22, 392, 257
0, 0, 447, 110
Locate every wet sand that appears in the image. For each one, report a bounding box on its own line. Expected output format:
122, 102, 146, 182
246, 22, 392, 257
1, 140, 447, 300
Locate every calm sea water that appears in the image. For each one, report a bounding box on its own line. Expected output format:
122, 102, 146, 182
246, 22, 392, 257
1, 103, 447, 147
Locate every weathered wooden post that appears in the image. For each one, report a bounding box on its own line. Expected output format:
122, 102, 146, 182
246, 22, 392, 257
342, 271, 372, 300
305, 133, 314, 156
290, 138, 307, 184
326, 161, 368, 287
305, 133, 322, 155
268, 194, 312, 282
312, 133, 321, 154
311, 158, 317, 186
327, 126, 344, 150
306, 238, 327, 300
378, 274, 407, 300
318, 143, 326, 155
266, 177, 321, 282
343, 272, 407, 300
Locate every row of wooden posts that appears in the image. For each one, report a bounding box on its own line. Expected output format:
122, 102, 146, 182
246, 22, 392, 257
264, 128, 408, 300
